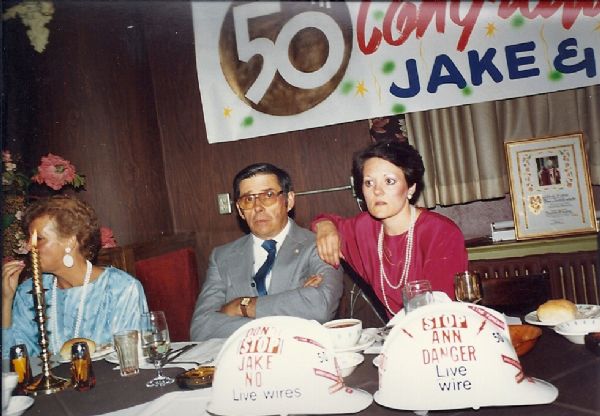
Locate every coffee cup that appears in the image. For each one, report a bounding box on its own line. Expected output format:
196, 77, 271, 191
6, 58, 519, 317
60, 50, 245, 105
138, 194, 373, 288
323, 318, 362, 350
2, 372, 18, 411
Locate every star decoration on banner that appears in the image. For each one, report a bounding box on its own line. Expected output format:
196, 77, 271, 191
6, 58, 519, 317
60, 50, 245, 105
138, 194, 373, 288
486, 22, 496, 37
223, 107, 232, 118
355, 81, 368, 96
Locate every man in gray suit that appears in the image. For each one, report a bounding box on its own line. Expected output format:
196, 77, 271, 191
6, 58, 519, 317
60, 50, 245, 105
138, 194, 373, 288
190, 163, 343, 341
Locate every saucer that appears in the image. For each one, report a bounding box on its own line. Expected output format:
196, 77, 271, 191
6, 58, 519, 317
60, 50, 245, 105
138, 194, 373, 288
3, 396, 34, 416
334, 332, 375, 353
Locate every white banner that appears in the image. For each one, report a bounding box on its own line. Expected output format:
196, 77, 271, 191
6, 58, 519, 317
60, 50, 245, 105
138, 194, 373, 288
192, 1, 600, 143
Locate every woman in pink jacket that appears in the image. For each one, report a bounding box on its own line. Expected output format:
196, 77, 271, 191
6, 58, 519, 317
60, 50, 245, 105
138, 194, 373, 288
312, 139, 468, 317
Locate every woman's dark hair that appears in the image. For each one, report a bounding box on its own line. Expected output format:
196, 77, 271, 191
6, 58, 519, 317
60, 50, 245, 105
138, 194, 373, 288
232, 163, 293, 202
24, 195, 102, 260
352, 139, 425, 200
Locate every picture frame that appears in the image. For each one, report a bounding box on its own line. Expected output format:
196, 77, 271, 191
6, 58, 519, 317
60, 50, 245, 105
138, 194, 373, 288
505, 132, 597, 240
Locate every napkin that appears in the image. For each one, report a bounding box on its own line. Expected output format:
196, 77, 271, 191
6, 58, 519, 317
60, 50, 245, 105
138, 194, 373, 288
108, 338, 226, 371
163, 338, 225, 370
93, 388, 212, 416
362, 328, 384, 354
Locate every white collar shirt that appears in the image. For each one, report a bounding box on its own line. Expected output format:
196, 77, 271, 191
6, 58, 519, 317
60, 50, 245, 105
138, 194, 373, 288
252, 219, 291, 290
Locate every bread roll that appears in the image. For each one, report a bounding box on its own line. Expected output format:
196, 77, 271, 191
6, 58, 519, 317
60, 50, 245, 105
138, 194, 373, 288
60, 337, 96, 360
537, 299, 577, 323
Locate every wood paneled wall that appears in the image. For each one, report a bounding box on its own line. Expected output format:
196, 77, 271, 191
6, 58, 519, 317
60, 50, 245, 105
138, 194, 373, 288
3, 1, 370, 278
4, 1, 174, 245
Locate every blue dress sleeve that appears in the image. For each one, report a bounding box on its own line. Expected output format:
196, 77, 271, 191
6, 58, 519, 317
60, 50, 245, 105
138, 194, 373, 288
2, 277, 52, 359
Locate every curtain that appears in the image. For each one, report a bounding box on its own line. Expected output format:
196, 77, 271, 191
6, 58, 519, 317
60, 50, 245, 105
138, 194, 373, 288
406, 85, 600, 208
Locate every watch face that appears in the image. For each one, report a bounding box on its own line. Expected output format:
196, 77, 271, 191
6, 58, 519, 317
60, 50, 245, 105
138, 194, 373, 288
241, 298, 251, 306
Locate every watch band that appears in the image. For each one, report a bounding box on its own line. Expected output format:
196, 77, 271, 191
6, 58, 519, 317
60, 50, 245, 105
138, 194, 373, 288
240, 297, 251, 317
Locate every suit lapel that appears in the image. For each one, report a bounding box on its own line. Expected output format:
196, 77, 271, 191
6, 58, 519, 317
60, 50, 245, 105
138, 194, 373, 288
269, 220, 305, 293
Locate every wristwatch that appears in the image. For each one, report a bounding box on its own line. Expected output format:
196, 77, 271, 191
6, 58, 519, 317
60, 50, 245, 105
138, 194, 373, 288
240, 297, 252, 317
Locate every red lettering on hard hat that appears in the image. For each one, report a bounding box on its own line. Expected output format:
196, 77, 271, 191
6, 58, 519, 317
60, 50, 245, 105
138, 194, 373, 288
422, 314, 469, 331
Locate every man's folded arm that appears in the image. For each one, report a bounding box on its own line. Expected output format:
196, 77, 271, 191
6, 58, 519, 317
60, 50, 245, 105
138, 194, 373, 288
255, 252, 343, 322
190, 252, 250, 341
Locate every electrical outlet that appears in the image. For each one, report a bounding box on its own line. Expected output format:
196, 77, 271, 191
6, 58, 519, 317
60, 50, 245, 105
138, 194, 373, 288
217, 193, 232, 215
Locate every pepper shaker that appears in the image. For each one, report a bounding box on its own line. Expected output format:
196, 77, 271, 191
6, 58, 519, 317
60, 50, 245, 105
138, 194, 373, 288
71, 341, 96, 391
9, 344, 33, 394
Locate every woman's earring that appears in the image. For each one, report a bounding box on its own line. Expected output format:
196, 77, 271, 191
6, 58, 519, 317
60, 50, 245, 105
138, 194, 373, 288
408, 193, 413, 200
63, 247, 74, 268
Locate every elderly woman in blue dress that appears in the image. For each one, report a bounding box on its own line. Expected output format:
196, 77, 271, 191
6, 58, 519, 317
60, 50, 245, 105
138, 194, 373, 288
2, 195, 148, 358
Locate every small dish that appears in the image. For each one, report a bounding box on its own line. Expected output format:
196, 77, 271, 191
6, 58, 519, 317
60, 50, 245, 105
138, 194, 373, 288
176, 366, 215, 389
508, 324, 542, 356
3, 396, 34, 416
555, 319, 600, 344
524, 304, 600, 326
334, 332, 375, 353
2, 372, 18, 411
335, 352, 364, 377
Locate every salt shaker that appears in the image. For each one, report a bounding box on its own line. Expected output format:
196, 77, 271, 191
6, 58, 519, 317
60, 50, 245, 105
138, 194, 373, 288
71, 341, 96, 391
9, 344, 32, 393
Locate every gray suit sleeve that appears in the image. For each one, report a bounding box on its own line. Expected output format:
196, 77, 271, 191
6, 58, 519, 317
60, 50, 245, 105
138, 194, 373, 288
254, 243, 343, 323
189, 249, 251, 341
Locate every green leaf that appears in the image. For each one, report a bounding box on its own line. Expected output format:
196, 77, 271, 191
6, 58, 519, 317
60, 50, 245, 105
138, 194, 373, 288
73, 174, 86, 188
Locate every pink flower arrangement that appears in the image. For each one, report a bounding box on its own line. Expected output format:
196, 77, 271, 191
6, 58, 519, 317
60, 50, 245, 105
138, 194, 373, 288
3, 151, 120, 258
100, 227, 118, 248
32, 153, 85, 191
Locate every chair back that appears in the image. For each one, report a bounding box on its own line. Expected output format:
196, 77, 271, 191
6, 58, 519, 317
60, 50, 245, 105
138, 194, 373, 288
97, 232, 200, 341
480, 273, 550, 315
135, 247, 199, 341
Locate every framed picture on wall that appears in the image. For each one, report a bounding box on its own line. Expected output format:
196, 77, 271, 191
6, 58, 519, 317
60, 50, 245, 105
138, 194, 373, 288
505, 132, 598, 240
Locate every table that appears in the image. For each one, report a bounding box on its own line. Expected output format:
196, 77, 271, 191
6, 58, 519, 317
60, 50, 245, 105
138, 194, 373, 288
22, 327, 599, 415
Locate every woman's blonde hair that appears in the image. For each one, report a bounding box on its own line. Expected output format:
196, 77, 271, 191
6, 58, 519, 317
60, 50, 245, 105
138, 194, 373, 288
24, 195, 101, 260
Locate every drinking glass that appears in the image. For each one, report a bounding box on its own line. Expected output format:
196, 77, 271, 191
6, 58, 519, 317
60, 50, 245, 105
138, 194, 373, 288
454, 271, 482, 303
141, 311, 174, 387
402, 280, 434, 313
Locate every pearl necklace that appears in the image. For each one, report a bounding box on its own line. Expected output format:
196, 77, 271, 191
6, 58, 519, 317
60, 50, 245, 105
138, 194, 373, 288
51, 260, 93, 354
378, 205, 416, 316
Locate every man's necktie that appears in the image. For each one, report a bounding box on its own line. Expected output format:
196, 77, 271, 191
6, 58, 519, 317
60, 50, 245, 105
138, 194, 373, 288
253, 239, 277, 296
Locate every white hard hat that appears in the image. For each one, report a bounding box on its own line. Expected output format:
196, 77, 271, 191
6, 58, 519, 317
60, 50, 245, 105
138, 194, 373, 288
207, 316, 373, 416
374, 302, 558, 411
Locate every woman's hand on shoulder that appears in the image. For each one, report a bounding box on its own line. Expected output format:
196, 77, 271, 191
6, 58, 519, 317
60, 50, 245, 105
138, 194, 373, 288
2, 260, 25, 302
314, 220, 343, 268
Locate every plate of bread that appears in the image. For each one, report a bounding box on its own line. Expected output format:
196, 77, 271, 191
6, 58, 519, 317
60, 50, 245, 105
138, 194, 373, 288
524, 299, 600, 326
57, 338, 114, 363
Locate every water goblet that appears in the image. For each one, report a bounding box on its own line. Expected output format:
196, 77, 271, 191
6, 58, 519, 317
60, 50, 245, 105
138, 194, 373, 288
454, 271, 483, 304
141, 311, 174, 387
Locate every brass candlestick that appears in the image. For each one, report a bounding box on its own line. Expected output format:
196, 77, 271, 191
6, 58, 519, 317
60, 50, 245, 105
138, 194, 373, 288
25, 230, 70, 395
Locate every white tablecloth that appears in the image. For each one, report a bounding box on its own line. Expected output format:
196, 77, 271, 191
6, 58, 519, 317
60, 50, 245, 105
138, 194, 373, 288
93, 388, 212, 416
